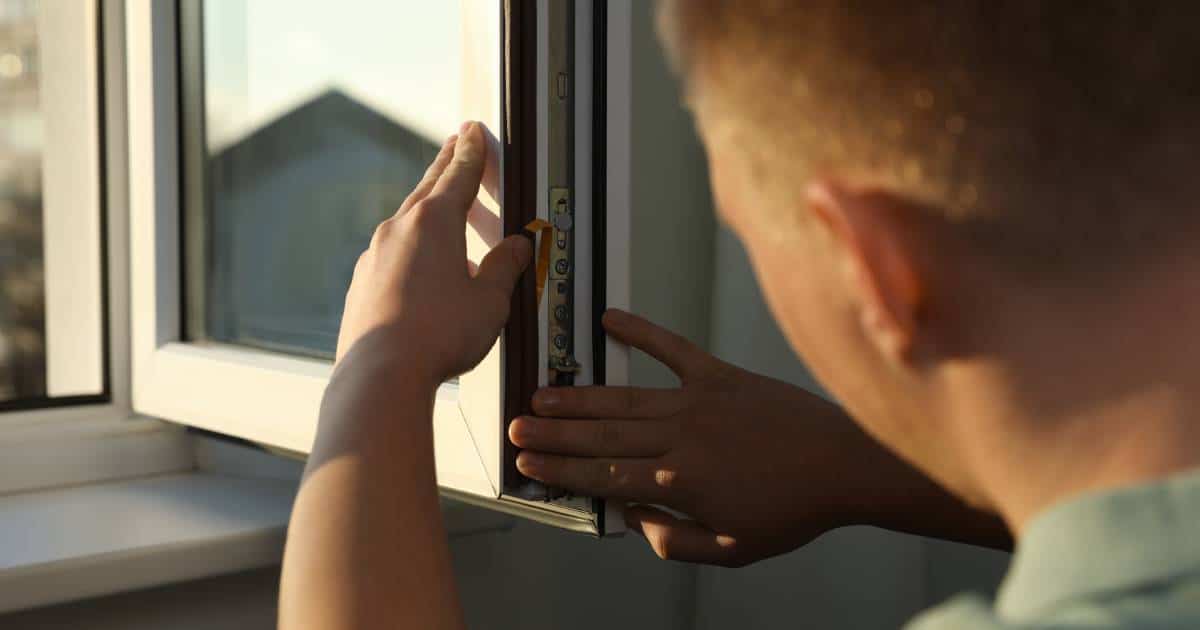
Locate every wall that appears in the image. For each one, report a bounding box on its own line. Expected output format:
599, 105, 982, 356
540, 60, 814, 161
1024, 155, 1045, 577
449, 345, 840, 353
0, 525, 694, 630
0, 569, 281, 630
627, 0, 717, 390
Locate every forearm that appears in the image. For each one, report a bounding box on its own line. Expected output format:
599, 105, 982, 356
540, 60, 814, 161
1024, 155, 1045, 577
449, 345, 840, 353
826, 404, 1012, 551
280, 360, 464, 630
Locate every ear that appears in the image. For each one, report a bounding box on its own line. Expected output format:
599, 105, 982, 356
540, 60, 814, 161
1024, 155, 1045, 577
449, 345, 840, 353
805, 180, 926, 362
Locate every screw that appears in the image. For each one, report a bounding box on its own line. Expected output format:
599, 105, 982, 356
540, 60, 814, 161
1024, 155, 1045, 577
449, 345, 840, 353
553, 334, 568, 350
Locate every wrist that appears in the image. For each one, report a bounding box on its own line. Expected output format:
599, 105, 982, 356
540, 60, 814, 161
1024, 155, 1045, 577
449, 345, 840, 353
315, 352, 439, 469
796, 396, 899, 530
324, 332, 441, 436
334, 324, 445, 391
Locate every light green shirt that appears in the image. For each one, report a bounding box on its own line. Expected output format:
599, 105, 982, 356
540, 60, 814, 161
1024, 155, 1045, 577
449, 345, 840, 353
907, 468, 1200, 629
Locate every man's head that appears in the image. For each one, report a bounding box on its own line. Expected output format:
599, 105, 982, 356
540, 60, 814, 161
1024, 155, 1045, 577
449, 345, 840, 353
659, 1, 1200, 509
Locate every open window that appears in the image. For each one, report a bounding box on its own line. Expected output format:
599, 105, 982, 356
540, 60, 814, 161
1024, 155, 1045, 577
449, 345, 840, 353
461, 0, 631, 534
0, 0, 106, 413
128, 0, 629, 535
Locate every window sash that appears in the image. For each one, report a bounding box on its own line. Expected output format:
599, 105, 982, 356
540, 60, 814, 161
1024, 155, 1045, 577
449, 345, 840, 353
0, 0, 109, 406
0, 0, 191, 497
126, 0, 499, 499
37, 1, 105, 398
126, 0, 634, 535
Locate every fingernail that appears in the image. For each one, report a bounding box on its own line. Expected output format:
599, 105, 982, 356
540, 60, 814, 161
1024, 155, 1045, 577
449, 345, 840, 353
454, 124, 480, 158
459, 120, 474, 134
509, 417, 536, 443
444, 134, 459, 147
603, 309, 628, 328
516, 452, 542, 476
533, 388, 560, 409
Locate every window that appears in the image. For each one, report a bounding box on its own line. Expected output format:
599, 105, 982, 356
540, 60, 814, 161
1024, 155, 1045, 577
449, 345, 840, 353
130, 0, 633, 535
0, 0, 196, 500
184, 1, 460, 358
0, 0, 45, 404
0, 0, 105, 411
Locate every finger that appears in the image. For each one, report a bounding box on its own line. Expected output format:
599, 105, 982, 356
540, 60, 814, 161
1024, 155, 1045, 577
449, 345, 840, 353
335, 250, 371, 363
427, 121, 487, 213
626, 505, 741, 566
478, 122, 501, 204
602, 309, 716, 380
509, 417, 673, 457
531, 385, 685, 419
467, 198, 503, 248
396, 134, 458, 217
514, 453, 675, 503
475, 235, 533, 298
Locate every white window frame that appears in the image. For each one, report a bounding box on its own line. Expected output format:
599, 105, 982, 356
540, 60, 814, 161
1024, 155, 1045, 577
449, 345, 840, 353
0, 0, 107, 409
0, 1, 504, 610
126, 0, 501, 499
126, 0, 634, 531
0, 0, 194, 496
36, 0, 105, 399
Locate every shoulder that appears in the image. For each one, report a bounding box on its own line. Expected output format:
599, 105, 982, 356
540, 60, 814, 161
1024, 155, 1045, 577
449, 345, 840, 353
905, 593, 1009, 630
906, 583, 1200, 630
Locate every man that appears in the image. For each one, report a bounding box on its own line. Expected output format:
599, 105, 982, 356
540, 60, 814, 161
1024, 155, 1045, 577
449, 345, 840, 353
280, 2, 1200, 628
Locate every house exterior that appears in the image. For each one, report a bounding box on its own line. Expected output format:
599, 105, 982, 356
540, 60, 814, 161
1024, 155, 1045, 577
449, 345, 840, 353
204, 89, 439, 357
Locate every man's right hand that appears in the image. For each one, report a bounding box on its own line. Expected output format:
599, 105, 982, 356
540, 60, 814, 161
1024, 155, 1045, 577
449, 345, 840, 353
509, 310, 907, 566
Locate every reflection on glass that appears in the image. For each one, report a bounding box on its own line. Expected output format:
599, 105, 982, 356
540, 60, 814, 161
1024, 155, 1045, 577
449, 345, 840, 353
0, 0, 46, 403
197, 0, 462, 357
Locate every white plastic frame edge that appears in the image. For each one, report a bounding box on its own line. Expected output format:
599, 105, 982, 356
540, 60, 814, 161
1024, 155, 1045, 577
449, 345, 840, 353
600, 0, 633, 536
38, 0, 106, 398
125, 0, 499, 499
0, 0, 193, 496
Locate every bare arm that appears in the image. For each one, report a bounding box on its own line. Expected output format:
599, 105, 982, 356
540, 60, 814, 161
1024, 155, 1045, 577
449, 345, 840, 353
279, 122, 530, 630
280, 354, 459, 630
819, 405, 1012, 552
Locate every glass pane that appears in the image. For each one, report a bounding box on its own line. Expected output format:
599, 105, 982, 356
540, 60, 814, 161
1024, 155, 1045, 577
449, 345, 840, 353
0, 0, 47, 403
192, 0, 464, 358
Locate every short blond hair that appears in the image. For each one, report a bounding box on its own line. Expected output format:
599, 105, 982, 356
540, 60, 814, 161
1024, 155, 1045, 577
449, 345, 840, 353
659, 0, 1200, 272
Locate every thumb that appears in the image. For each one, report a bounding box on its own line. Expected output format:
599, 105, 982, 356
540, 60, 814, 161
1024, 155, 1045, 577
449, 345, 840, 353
476, 234, 533, 298
626, 505, 743, 567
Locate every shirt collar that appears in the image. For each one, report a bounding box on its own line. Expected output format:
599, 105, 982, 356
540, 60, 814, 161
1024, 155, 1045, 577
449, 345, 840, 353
997, 467, 1200, 621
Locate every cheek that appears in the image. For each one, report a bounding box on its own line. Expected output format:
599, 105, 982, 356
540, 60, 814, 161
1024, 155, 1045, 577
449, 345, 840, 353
709, 177, 743, 234
744, 234, 848, 369
702, 145, 757, 237
748, 237, 926, 469
745, 234, 886, 418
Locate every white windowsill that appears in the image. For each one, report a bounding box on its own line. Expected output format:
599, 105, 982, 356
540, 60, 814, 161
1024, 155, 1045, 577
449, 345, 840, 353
0, 442, 516, 615
0, 472, 295, 614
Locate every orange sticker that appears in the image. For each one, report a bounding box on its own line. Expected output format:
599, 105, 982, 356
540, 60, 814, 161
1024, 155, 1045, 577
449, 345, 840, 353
524, 219, 553, 304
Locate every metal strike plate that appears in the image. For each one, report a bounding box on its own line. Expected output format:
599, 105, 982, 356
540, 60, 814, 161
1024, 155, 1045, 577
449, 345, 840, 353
547, 187, 577, 376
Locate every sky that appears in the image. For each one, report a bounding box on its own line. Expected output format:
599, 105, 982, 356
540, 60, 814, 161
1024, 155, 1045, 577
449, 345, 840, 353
203, 0, 477, 151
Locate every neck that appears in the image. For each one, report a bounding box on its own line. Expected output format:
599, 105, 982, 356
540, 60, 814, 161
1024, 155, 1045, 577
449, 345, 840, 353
941, 263, 1200, 537
970, 384, 1200, 536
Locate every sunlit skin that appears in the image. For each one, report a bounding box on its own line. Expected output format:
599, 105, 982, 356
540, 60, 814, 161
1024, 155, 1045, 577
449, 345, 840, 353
280, 122, 531, 630
280, 117, 1012, 630
282, 69, 1200, 630
682, 90, 1200, 535
509, 95, 1200, 574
